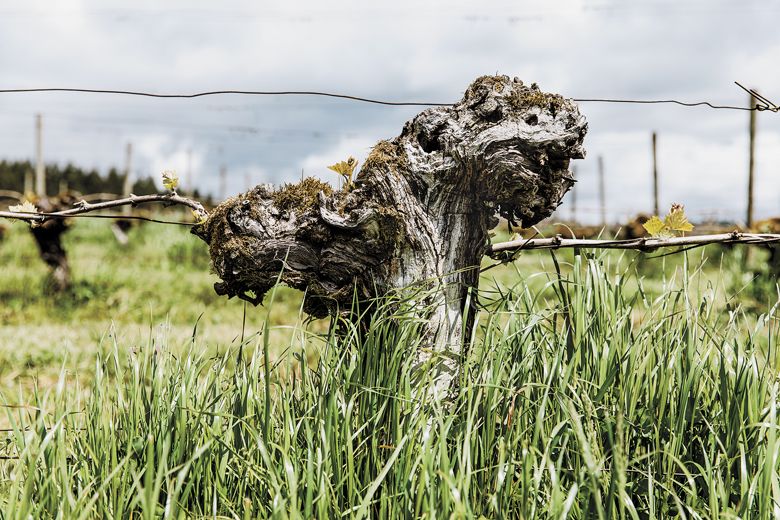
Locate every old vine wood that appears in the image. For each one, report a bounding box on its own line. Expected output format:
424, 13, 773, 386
5, 76, 775, 396
193, 75, 588, 396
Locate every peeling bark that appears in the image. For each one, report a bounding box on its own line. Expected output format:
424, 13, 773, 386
193, 75, 588, 395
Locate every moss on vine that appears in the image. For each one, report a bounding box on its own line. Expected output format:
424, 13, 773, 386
362, 140, 408, 174
271, 177, 333, 213
509, 88, 571, 113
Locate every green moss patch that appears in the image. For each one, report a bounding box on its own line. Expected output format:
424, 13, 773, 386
271, 177, 333, 213
464, 75, 510, 99
509, 88, 572, 114
363, 140, 408, 173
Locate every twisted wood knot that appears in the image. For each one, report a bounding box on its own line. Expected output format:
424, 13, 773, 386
195, 75, 587, 313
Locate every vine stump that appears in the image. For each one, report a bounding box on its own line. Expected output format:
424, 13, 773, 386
194, 75, 588, 396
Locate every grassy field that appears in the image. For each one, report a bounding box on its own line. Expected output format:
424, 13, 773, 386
1, 217, 779, 517
0, 217, 326, 396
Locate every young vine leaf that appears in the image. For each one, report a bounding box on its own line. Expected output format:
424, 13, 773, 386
643, 203, 694, 238
327, 156, 358, 190
162, 170, 179, 191
5, 200, 40, 227
191, 209, 208, 225
8, 200, 38, 214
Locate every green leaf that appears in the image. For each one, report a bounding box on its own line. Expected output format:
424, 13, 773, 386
642, 216, 666, 237
162, 170, 179, 191
191, 209, 208, 225
327, 157, 358, 190
327, 156, 357, 178
643, 203, 695, 238
664, 204, 694, 233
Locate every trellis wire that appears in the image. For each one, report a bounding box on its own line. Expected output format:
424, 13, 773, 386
0, 82, 777, 112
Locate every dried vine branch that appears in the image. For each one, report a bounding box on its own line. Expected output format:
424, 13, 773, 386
488, 231, 780, 258
77, 192, 122, 203
0, 193, 208, 223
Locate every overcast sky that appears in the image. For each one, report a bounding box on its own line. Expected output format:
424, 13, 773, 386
1, 0, 778, 224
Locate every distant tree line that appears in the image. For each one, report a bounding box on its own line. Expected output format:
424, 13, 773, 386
0, 160, 159, 196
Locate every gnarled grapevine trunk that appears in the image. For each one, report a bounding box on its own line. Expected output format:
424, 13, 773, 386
30, 195, 76, 292
193, 75, 587, 396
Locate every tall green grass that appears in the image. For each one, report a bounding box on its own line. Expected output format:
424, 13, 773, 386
2, 251, 779, 518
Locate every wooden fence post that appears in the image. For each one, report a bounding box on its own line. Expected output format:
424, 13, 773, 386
747, 94, 756, 229
219, 165, 227, 201
598, 155, 606, 227
35, 114, 45, 197
652, 132, 659, 216
122, 143, 133, 216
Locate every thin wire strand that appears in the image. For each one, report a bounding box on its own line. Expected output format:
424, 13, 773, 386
1, 211, 194, 226
0, 87, 776, 112
571, 98, 760, 111
735, 81, 779, 111
0, 88, 449, 106
36, 213, 196, 226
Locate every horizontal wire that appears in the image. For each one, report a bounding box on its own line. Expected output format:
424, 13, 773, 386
0, 88, 448, 106
571, 98, 758, 111
1, 212, 196, 226
0, 87, 775, 112
36, 212, 196, 226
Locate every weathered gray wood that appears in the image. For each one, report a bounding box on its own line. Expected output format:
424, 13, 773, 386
35, 114, 45, 197
747, 93, 756, 229
652, 132, 659, 216
193, 75, 587, 396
